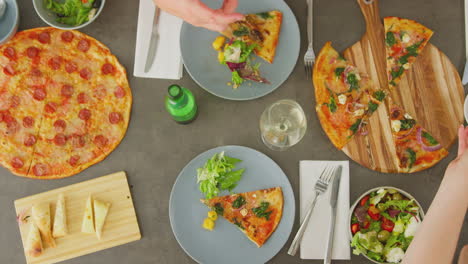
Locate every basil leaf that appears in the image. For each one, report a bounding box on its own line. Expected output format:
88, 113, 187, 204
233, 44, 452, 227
422, 131, 439, 146
350, 119, 362, 134
368, 102, 379, 113
406, 148, 416, 168
373, 90, 386, 101
214, 203, 224, 216
386, 31, 396, 46
391, 67, 405, 80
252, 201, 273, 220
347, 73, 359, 91
233, 26, 249, 37
335, 67, 345, 77
232, 195, 246, 209
400, 119, 416, 130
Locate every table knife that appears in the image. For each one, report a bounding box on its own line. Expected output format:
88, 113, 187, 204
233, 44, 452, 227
144, 5, 161, 73
462, 0, 468, 84
324, 165, 342, 264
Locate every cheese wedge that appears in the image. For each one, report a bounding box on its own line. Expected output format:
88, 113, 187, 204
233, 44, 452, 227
53, 194, 68, 238
81, 195, 95, 234
93, 199, 111, 239
32, 202, 56, 248
26, 222, 43, 257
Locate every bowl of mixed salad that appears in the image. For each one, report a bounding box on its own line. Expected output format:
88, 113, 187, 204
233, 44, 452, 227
349, 187, 425, 264
33, 0, 105, 30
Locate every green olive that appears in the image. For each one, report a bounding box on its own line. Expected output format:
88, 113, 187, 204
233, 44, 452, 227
377, 230, 391, 242
392, 193, 404, 200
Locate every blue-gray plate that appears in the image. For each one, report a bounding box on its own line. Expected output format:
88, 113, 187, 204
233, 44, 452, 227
0, 0, 19, 45
180, 0, 300, 101
169, 145, 295, 264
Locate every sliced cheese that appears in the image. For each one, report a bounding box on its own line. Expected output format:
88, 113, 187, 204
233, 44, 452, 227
81, 195, 95, 234
337, 94, 347, 105
93, 199, 111, 239
391, 120, 401, 132
26, 222, 43, 257
32, 202, 56, 248
53, 194, 68, 238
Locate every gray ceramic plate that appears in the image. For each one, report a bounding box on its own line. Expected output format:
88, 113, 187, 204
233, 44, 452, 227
0, 0, 19, 44
180, 0, 300, 101
169, 145, 295, 264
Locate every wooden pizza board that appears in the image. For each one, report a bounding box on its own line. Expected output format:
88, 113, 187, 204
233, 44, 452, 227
338, 0, 465, 173
14, 171, 141, 264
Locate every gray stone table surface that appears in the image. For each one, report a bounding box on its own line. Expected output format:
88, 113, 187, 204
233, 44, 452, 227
2, 0, 467, 263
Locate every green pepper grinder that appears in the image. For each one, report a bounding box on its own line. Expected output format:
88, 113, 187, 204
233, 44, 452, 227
165, 84, 198, 124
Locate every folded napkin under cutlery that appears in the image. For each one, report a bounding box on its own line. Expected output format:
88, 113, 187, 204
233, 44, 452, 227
299, 160, 350, 260
134, 0, 183, 79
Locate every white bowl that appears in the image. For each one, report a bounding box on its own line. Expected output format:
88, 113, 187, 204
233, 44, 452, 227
348, 186, 425, 264
0, 0, 19, 45
32, 0, 105, 30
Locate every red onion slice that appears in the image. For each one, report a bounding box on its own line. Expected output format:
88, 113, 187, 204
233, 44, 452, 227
416, 127, 442, 152
396, 125, 415, 139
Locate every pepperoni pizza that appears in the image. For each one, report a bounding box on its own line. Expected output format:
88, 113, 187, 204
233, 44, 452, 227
0, 27, 132, 179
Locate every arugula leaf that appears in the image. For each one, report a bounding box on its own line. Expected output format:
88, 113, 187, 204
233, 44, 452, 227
350, 119, 362, 134
422, 131, 439, 145
400, 119, 416, 130
325, 96, 337, 113
368, 102, 379, 113
406, 40, 424, 56
406, 148, 417, 168
347, 73, 359, 91
399, 54, 410, 65
391, 67, 405, 80
252, 201, 273, 220
386, 31, 396, 46
374, 90, 386, 101
334, 67, 345, 77
232, 195, 246, 209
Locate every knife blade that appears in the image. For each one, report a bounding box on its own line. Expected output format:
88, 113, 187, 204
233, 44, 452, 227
324, 165, 342, 264
462, 0, 468, 84
144, 5, 161, 73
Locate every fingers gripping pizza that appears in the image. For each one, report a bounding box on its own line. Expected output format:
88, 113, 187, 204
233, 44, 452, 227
0, 27, 132, 179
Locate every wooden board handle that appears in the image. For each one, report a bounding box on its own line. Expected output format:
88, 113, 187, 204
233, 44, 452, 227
357, 0, 383, 32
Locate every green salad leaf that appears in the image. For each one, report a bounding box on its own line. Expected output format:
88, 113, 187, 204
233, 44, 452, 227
45, 0, 97, 26
197, 152, 244, 199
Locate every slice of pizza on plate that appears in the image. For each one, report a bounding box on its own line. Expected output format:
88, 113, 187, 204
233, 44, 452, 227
81, 195, 95, 234
222, 11, 282, 63
387, 98, 448, 173
201, 187, 283, 247
313, 42, 387, 149
94, 199, 111, 239
32, 202, 56, 248
384, 17, 433, 89
26, 222, 43, 257
53, 193, 68, 238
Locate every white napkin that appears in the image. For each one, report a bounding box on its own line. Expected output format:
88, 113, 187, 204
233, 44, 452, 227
299, 160, 351, 260
133, 0, 183, 79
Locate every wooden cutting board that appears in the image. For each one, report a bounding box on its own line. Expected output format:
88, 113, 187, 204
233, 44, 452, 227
339, 0, 464, 173
14, 171, 141, 264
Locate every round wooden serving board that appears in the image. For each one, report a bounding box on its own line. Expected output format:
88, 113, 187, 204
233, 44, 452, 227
338, 0, 464, 173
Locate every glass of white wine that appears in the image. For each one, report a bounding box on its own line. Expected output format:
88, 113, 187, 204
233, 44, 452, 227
260, 99, 307, 151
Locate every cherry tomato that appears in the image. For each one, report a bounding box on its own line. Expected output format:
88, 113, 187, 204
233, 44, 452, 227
391, 45, 403, 56
381, 217, 395, 232
368, 205, 381, 220
351, 223, 360, 234
360, 195, 370, 206
362, 220, 370, 229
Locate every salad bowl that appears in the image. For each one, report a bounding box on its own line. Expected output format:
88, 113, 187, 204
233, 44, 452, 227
348, 186, 425, 264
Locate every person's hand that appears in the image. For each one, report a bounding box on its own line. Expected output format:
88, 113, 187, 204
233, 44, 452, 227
444, 125, 468, 182
154, 0, 244, 32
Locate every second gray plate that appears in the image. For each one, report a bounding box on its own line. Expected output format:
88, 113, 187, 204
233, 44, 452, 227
169, 145, 295, 264
180, 0, 300, 101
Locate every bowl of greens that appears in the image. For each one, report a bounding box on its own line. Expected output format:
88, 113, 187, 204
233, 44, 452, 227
33, 0, 105, 30
349, 187, 425, 264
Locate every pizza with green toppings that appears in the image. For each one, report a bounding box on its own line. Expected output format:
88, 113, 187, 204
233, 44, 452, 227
200, 187, 283, 247
388, 98, 448, 173
313, 42, 386, 149
384, 17, 433, 89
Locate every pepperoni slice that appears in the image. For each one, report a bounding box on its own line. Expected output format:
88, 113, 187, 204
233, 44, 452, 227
114, 86, 126, 98
65, 61, 77, 73
54, 133, 67, 146
3, 47, 16, 60
24, 134, 37, 147
79, 68, 92, 80
70, 134, 86, 148
69, 155, 80, 167
33, 88, 46, 101
23, 116, 35, 128
61, 31, 74, 42
4, 65, 15, 76
3, 114, 14, 123
79, 108, 91, 120
45, 102, 58, 113
26, 47, 39, 58
54, 120, 66, 132
33, 163, 49, 176
77, 39, 90, 52
30, 68, 42, 77
61, 84, 74, 98
10, 96, 20, 108
101, 63, 115, 75
94, 135, 109, 148
109, 112, 122, 124
38, 32, 51, 44
11, 157, 24, 169
77, 92, 88, 104
0, 112, 4, 122
48, 56, 62, 70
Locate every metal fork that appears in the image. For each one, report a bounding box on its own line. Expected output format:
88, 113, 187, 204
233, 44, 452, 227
288, 164, 336, 256
304, 0, 316, 79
